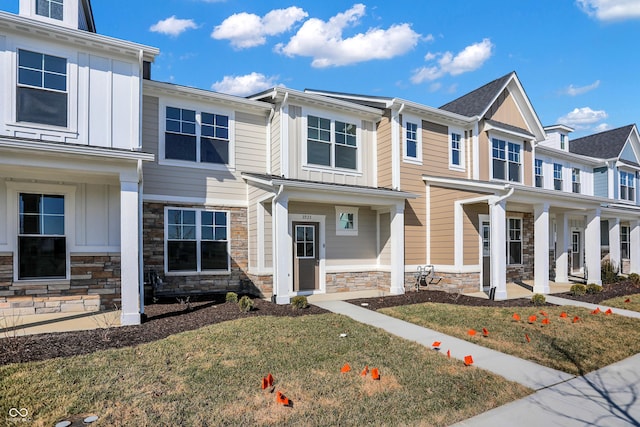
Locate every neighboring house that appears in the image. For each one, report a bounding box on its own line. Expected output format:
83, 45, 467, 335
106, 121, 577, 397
0, 0, 158, 324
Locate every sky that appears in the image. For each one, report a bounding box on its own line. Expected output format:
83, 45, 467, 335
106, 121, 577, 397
4, 0, 640, 138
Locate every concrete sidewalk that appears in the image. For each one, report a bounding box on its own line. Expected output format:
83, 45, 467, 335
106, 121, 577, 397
313, 300, 574, 390
545, 295, 640, 319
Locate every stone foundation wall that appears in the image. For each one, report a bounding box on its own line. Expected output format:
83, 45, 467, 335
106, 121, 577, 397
507, 212, 534, 282
0, 295, 100, 316
70, 255, 121, 309
325, 271, 390, 293
246, 274, 273, 298
143, 203, 261, 299
404, 271, 480, 294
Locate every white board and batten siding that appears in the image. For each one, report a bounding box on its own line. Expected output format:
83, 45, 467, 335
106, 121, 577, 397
1, 32, 141, 149
142, 95, 268, 206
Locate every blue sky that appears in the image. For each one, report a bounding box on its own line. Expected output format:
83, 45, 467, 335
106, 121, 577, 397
5, 0, 640, 137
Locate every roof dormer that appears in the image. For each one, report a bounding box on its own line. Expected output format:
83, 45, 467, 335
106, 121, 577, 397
19, 0, 96, 32
541, 124, 574, 151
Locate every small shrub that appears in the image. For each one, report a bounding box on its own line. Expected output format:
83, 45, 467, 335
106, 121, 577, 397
290, 296, 308, 310
531, 293, 546, 306
225, 292, 238, 303
601, 259, 620, 284
570, 284, 586, 296
628, 273, 640, 286
586, 283, 603, 294
238, 295, 254, 312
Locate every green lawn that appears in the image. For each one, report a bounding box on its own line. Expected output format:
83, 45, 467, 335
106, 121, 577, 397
380, 303, 640, 375
0, 313, 529, 427
600, 294, 640, 312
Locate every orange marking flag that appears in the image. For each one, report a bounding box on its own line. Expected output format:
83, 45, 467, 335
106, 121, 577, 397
432, 341, 441, 348
591, 307, 601, 315
512, 313, 521, 321
482, 328, 489, 337
360, 366, 369, 377
541, 318, 550, 325
371, 368, 380, 380
447, 349, 451, 358
525, 334, 531, 343
573, 316, 580, 323
261, 377, 269, 390
625, 298, 631, 303
267, 373, 274, 387
464, 355, 474, 366
528, 315, 537, 323
560, 312, 568, 318
540, 311, 548, 317
467, 329, 477, 336
605, 308, 613, 315
276, 391, 291, 406
341, 363, 351, 373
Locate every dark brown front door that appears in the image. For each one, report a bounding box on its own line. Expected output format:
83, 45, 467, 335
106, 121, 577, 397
293, 222, 319, 291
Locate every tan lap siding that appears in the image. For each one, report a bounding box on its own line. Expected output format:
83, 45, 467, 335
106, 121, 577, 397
377, 110, 392, 188
271, 110, 281, 176
486, 90, 529, 130
463, 203, 488, 265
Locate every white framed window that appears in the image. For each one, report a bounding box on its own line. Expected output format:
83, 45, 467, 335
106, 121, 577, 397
491, 138, 521, 182
36, 0, 64, 20
335, 206, 358, 236
560, 134, 566, 150
621, 225, 630, 259
572, 168, 581, 193
165, 207, 230, 273
534, 159, 543, 188
620, 170, 635, 202
507, 217, 522, 265
160, 101, 234, 170
449, 131, 464, 169
306, 115, 358, 171
17, 49, 67, 127
553, 163, 563, 191
403, 116, 422, 164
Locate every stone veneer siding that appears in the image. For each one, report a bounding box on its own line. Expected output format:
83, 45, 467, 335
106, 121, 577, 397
142, 202, 262, 299
0, 254, 119, 315
405, 271, 480, 294
506, 212, 534, 282
325, 271, 390, 293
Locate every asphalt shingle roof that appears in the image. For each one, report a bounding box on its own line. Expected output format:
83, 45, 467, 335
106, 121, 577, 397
569, 125, 634, 159
439, 72, 514, 117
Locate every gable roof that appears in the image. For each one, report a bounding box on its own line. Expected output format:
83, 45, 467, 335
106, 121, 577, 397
569, 125, 635, 159
439, 72, 514, 117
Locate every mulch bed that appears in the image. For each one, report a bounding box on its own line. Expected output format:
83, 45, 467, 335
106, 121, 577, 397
2, 280, 639, 366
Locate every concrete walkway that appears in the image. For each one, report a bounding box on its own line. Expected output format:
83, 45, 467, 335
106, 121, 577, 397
314, 298, 640, 427
545, 295, 640, 319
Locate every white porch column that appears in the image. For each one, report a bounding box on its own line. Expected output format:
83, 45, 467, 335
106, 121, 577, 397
585, 208, 602, 285
490, 199, 507, 300
272, 193, 290, 304
389, 202, 406, 295
534, 203, 550, 294
608, 218, 621, 271
120, 177, 141, 325
630, 220, 640, 273
555, 213, 569, 283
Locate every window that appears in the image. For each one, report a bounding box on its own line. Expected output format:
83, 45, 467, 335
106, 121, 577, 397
507, 218, 522, 265
18, 193, 66, 279
307, 115, 357, 171
17, 49, 67, 127
560, 134, 566, 150
535, 159, 543, 188
405, 122, 418, 159
166, 208, 229, 272
553, 163, 563, 191
335, 206, 358, 236
36, 0, 63, 20
450, 132, 463, 168
621, 225, 630, 259
492, 138, 520, 182
572, 168, 581, 193
165, 106, 230, 165
620, 171, 635, 201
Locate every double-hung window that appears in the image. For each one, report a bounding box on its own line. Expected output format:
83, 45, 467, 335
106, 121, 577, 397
307, 115, 358, 171
166, 208, 229, 272
450, 132, 462, 168
560, 134, 566, 150
18, 193, 66, 279
507, 218, 522, 265
620, 170, 635, 201
36, 0, 63, 20
572, 168, 581, 193
492, 138, 520, 182
405, 122, 418, 160
535, 159, 543, 188
553, 163, 563, 191
335, 206, 359, 236
17, 49, 67, 127
165, 107, 230, 165
621, 225, 630, 259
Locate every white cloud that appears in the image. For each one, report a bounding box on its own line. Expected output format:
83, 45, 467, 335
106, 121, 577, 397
150, 16, 198, 37
557, 107, 608, 129
276, 4, 420, 67
576, 0, 640, 21
212, 72, 281, 96
562, 80, 601, 96
594, 123, 611, 132
411, 38, 494, 84
212, 7, 308, 49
